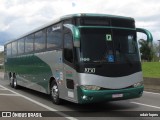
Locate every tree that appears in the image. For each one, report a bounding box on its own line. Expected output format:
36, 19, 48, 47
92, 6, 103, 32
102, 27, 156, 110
139, 39, 153, 61
152, 42, 159, 61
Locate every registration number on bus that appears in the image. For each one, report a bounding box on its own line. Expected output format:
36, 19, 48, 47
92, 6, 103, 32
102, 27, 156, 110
112, 94, 123, 98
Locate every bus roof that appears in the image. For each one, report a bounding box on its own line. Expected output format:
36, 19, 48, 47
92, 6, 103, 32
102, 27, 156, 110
5, 13, 134, 45
61, 13, 134, 20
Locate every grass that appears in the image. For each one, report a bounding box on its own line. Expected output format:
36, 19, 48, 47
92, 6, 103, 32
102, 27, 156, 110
142, 62, 160, 78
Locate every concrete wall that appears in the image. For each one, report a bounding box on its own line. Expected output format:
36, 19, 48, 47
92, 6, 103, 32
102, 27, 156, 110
144, 77, 160, 93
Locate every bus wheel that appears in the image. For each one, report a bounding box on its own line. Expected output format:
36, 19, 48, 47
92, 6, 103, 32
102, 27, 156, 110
10, 77, 14, 88
50, 82, 61, 105
13, 78, 18, 89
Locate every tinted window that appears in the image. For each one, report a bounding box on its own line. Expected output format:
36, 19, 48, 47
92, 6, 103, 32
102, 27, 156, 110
76, 17, 135, 28
80, 28, 139, 63
80, 28, 111, 62
128, 35, 137, 53
25, 34, 34, 53
64, 32, 73, 63
7, 43, 12, 56
77, 17, 110, 26
64, 19, 72, 24
12, 41, 18, 55
18, 38, 25, 54
111, 18, 135, 28
47, 24, 62, 49
35, 30, 46, 51
113, 29, 139, 62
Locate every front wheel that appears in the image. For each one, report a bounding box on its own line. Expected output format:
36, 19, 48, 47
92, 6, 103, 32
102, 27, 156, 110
13, 78, 18, 89
50, 82, 62, 105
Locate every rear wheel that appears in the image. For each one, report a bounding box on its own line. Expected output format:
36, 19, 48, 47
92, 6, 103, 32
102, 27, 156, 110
50, 81, 62, 105
10, 77, 14, 88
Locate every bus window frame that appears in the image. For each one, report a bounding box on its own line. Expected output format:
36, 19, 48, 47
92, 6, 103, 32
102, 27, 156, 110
34, 29, 47, 52
24, 34, 34, 54
18, 38, 25, 55
6, 43, 12, 57
11, 41, 18, 56
46, 22, 63, 51
63, 29, 75, 67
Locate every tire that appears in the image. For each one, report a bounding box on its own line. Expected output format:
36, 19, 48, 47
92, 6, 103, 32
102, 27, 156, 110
10, 77, 14, 88
13, 78, 18, 89
50, 81, 62, 105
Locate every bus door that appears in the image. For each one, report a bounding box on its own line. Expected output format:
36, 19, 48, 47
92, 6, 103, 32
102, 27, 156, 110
63, 30, 76, 100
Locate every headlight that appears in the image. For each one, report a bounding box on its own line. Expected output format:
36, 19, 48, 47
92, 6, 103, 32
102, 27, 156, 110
81, 85, 101, 90
133, 81, 143, 87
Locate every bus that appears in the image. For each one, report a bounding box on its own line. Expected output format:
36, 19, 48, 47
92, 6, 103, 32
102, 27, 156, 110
4, 13, 153, 104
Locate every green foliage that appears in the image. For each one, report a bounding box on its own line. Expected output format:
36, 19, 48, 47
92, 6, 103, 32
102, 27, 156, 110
142, 62, 160, 78
152, 42, 159, 61
139, 39, 153, 62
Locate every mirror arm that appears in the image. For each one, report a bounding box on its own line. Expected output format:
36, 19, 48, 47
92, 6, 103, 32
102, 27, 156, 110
136, 28, 153, 46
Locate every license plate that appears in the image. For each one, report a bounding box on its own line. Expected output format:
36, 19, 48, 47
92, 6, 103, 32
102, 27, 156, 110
112, 94, 123, 98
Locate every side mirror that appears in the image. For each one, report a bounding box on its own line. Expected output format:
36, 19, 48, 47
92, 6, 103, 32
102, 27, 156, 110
64, 24, 80, 48
136, 28, 153, 46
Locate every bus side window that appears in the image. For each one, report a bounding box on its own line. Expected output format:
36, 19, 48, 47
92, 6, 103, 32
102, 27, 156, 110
18, 38, 25, 54
7, 43, 12, 57
25, 34, 34, 53
12, 41, 18, 56
128, 35, 136, 54
64, 32, 73, 63
35, 29, 46, 51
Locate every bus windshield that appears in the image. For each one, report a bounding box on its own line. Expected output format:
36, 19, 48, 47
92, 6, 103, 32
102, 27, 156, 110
79, 28, 140, 63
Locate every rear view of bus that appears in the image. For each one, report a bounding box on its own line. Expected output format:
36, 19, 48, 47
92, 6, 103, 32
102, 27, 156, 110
63, 14, 152, 104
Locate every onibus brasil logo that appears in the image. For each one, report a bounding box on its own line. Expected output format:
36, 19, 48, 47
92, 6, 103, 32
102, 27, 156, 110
2, 112, 42, 118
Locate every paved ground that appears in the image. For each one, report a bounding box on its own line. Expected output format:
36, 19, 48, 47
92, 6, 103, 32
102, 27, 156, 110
0, 72, 160, 120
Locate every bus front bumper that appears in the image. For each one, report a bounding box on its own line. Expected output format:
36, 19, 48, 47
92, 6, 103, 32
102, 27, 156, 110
77, 86, 144, 104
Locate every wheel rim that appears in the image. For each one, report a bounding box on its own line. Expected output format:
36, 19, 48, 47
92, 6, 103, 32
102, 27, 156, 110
51, 84, 59, 101
14, 79, 17, 87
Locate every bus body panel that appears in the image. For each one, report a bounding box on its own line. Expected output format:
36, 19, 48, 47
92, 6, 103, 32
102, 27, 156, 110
4, 46, 79, 103
62, 64, 79, 103
35, 51, 79, 102
78, 72, 143, 89
77, 86, 144, 104
5, 53, 52, 93
35, 50, 63, 94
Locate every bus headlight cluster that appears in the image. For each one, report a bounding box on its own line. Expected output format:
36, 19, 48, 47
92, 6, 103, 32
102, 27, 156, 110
133, 81, 143, 87
80, 85, 101, 90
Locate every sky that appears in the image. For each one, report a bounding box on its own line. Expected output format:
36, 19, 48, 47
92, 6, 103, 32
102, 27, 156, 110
0, 0, 160, 51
